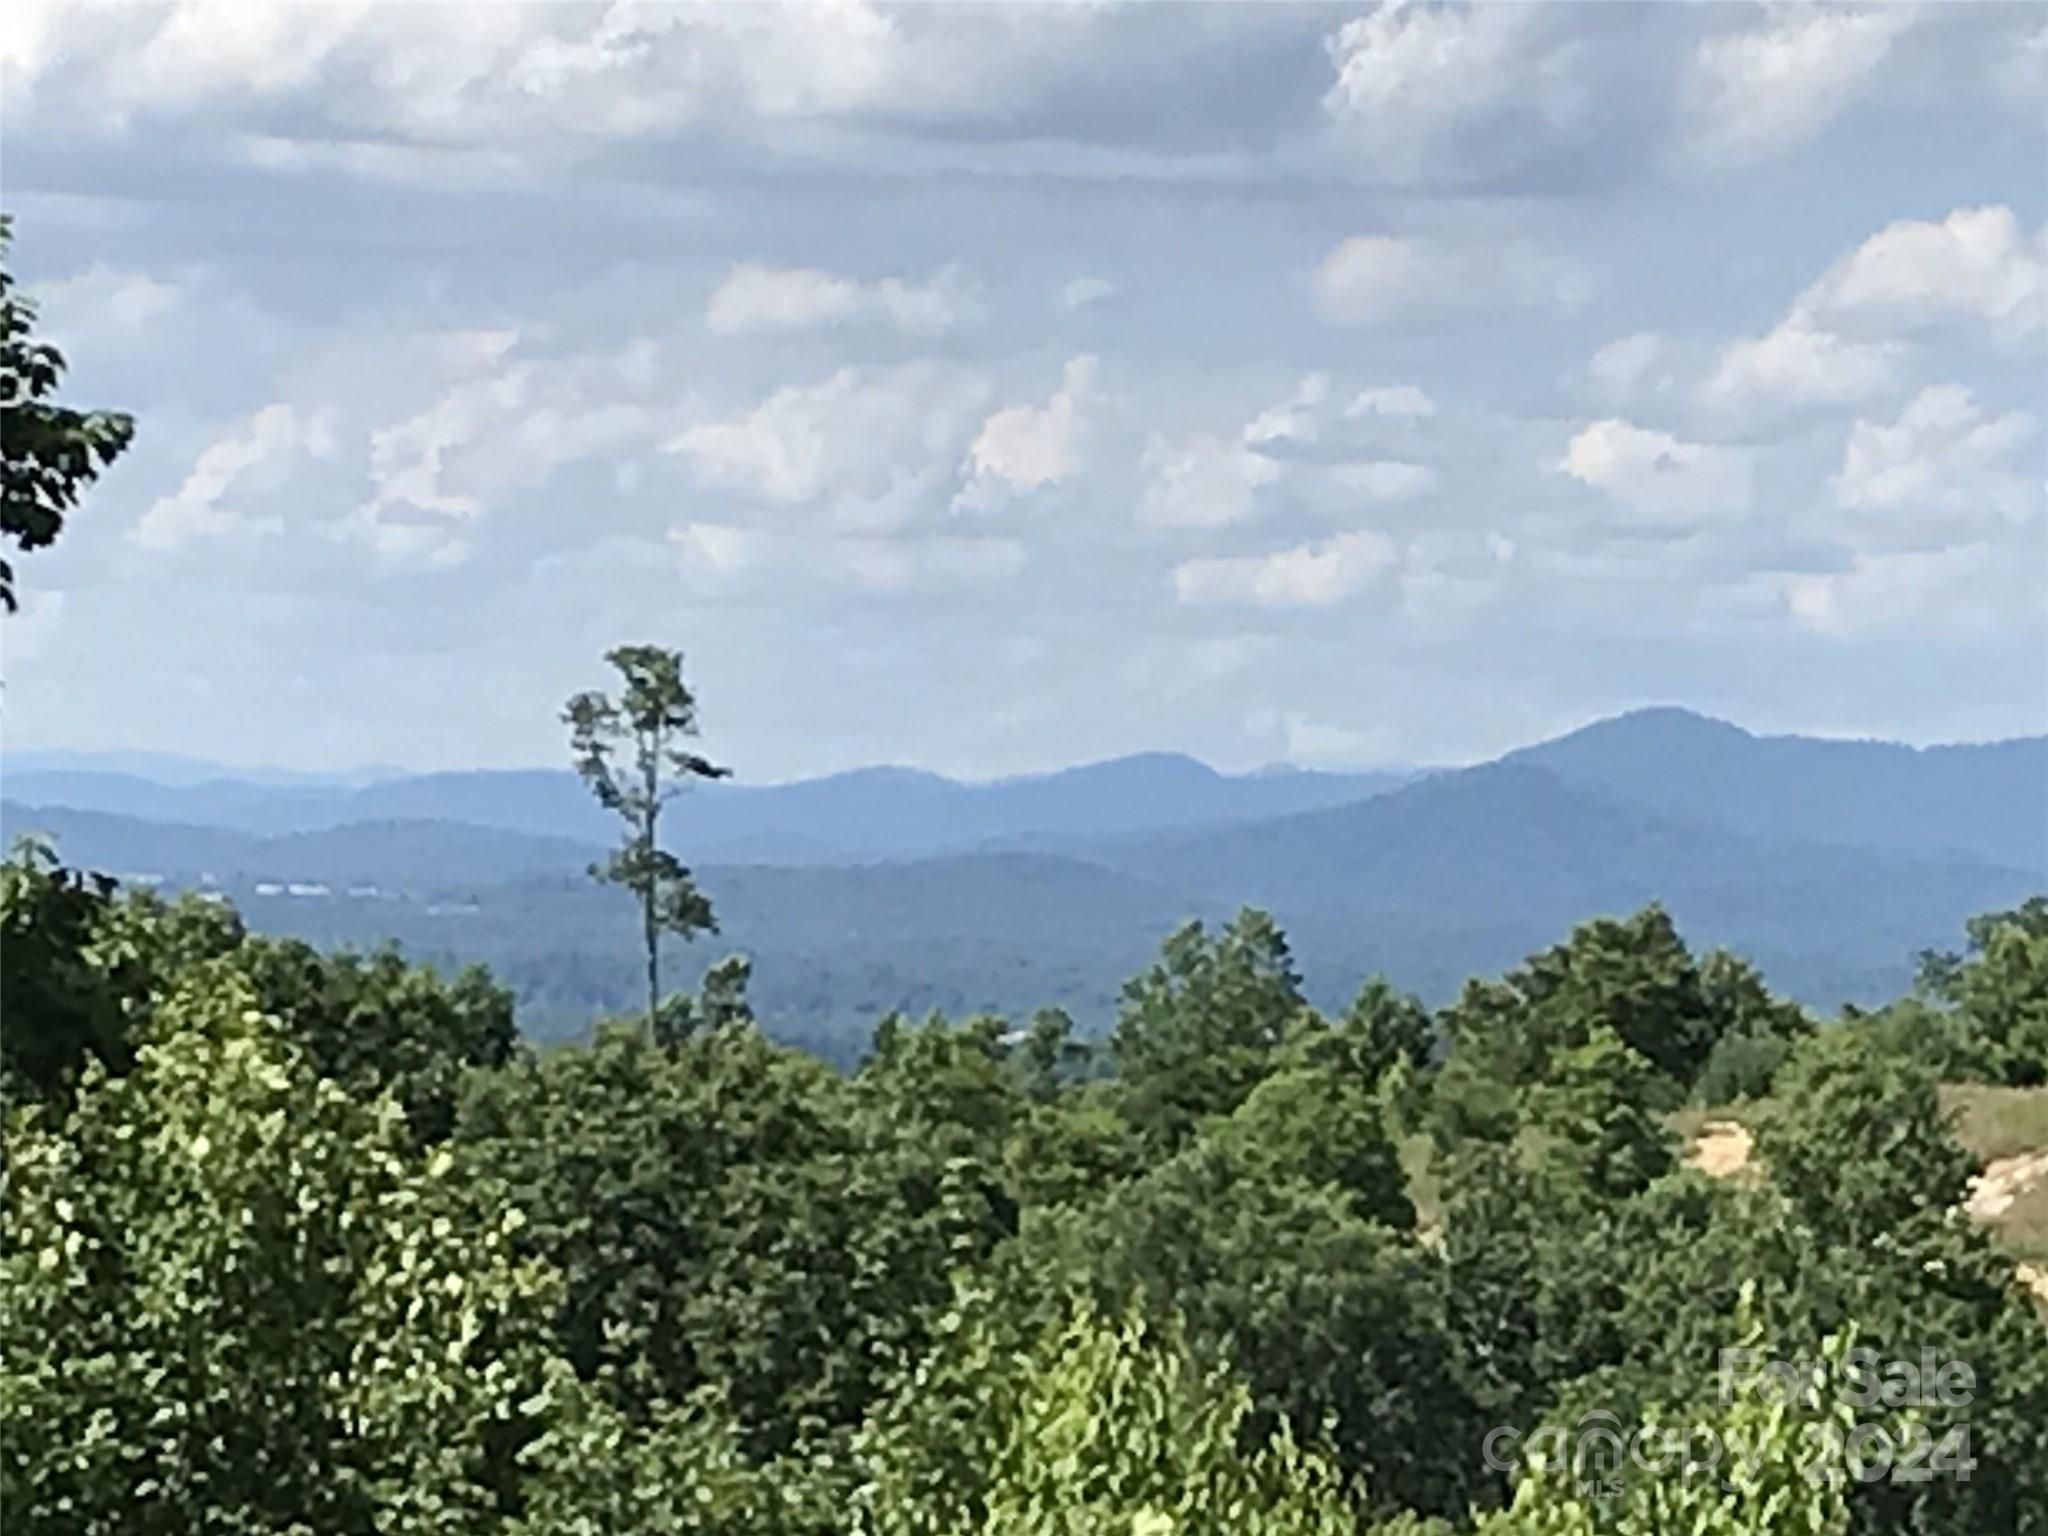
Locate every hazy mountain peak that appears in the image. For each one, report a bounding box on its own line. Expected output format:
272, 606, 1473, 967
1539, 706, 1753, 749
801, 765, 956, 791
1015, 751, 1221, 787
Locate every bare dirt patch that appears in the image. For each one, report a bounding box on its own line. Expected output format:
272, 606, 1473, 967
1686, 1120, 1754, 1178
1966, 1151, 2048, 1224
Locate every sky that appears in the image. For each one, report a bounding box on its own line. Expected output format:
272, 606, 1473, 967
2, 0, 2044, 781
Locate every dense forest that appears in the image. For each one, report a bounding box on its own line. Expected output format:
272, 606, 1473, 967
4, 832, 2045, 1533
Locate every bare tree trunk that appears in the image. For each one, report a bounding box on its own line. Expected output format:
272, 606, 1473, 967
644, 893, 659, 1041
642, 791, 660, 1042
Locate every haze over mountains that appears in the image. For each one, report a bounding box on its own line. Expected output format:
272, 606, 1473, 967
6, 708, 2044, 1056
2, 749, 1414, 864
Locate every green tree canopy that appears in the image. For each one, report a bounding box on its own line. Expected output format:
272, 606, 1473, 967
1, 981, 560, 1530
1916, 898, 2048, 1086
0, 214, 134, 614
1110, 908, 1309, 1150
855, 1301, 1354, 1536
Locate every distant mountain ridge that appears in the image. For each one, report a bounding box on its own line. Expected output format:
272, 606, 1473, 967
4, 708, 2042, 1047
1, 751, 1415, 863
1506, 707, 2048, 870
3, 749, 403, 789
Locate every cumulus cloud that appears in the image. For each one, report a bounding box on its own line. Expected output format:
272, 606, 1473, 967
0, 2, 1140, 164
360, 371, 513, 523
13, 2, 2047, 774
671, 362, 991, 532
1698, 318, 1898, 413
1798, 205, 2048, 347
1173, 531, 1399, 609
1559, 418, 1753, 521
1777, 544, 2006, 639
1321, 2, 1587, 181
339, 330, 657, 567
1137, 374, 1353, 529
1143, 373, 1443, 527
1329, 461, 1438, 503
955, 356, 1097, 511
1683, 3, 1915, 165
132, 403, 331, 550
1243, 373, 1332, 448
330, 507, 472, 572
706, 261, 976, 336
836, 534, 1026, 594
1313, 234, 1582, 326
1587, 333, 1671, 402
1060, 276, 1116, 309
671, 520, 761, 578
667, 519, 1023, 598
1313, 237, 1428, 325
1346, 384, 1436, 420
1274, 713, 1390, 766
1696, 204, 2045, 423
32, 264, 181, 337
1832, 384, 2042, 527
1137, 433, 1281, 530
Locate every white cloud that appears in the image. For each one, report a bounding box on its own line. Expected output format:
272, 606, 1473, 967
1832, 384, 2041, 527
1313, 237, 1427, 325
706, 264, 862, 333
1559, 418, 1753, 521
836, 534, 1026, 594
1144, 375, 1441, 527
330, 508, 471, 573
1313, 234, 1581, 326
1329, 461, 1438, 503
340, 330, 659, 567
671, 362, 990, 531
1321, 2, 1585, 180
1777, 544, 2006, 639
121, 1, 372, 111
1684, 3, 1914, 165
956, 356, 1097, 510
1274, 713, 1389, 767
1243, 373, 1331, 447
361, 377, 510, 523
33, 263, 181, 334
1587, 333, 1668, 401
1698, 317, 1898, 413
1346, 384, 1436, 420
706, 261, 976, 336
1060, 276, 1116, 309
671, 520, 760, 577
1173, 531, 1398, 609
0, 1, 64, 81
507, 3, 920, 126
1138, 433, 1280, 530
1798, 205, 2048, 346
1695, 204, 2046, 422
132, 403, 330, 549
666, 519, 1023, 597
4, 3, 1111, 156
